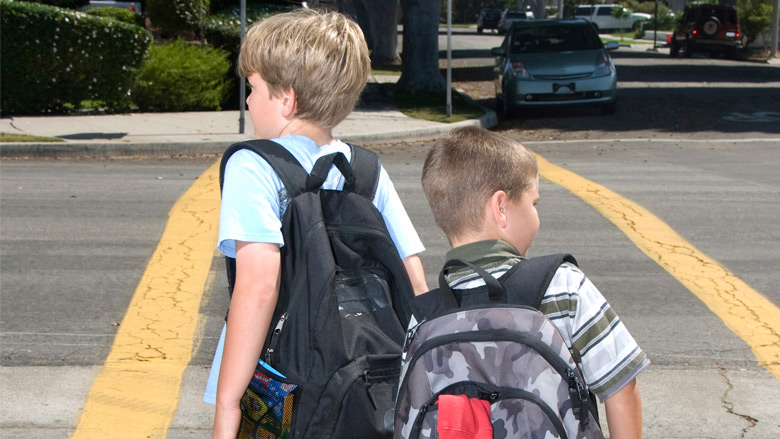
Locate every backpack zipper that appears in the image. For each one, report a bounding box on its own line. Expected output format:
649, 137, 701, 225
408, 386, 568, 439
397, 328, 591, 429
264, 312, 288, 364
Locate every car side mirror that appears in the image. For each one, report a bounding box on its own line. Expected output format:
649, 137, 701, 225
605, 41, 619, 50
491, 47, 506, 56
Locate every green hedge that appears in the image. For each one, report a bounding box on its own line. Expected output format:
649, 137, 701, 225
147, 0, 209, 37
16, 0, 89, 10
1, 0, 152, 114
86, 6, 144, 27
130, 39, 232, 112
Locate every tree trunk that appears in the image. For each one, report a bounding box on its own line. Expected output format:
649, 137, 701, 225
397, 0, 445, 93
336, 0, 400, 66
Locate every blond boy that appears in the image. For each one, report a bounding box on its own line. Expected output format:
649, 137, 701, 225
421, 126, 649, 439
208, 10, 428, 438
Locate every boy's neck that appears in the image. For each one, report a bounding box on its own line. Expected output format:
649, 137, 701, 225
280, 119, 334, 146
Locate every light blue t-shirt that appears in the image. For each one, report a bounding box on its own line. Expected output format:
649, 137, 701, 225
204, 135, 425, 404
217, 135, 424, 259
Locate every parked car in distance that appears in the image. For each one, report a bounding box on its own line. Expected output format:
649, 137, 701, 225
80, 1, 142, 14
491, 19, 619, 117
477, 8, 502, 33
497, 9, 535, 34
669, 4, 744, 59
574, 4, 650, 32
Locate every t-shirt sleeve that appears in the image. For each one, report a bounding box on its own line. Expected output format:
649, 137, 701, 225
541, 264, 650, 402
372, 165, 425, 260
217, 150, 286, 258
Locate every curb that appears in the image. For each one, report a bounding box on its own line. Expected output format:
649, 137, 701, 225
0, 109, 498, 159
1, 91, 498, 158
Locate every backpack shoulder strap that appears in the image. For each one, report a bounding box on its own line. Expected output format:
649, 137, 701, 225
346, 144, 380, 201
219, 139, 308, 197
501, 254, 578, 309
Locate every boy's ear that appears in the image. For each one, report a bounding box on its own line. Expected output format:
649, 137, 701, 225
281, 88, 296, 118
488, 190, 509, 228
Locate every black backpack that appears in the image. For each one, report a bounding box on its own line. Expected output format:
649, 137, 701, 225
219, 139, 417, 439
395, 255, 603, 439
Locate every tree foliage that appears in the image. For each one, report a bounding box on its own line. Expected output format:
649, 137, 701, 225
737, 0, 776, 48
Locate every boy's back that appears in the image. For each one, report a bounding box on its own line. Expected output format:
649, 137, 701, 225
418, 127, 648, 438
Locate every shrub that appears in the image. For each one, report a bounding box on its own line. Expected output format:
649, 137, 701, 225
147, 0, 209, 37
86, 6, 143, 27
0, 0, 152, 114
16, 0, 89, 10
130, 39, 233, 112
204, 2, 289, 56
203, 3, 289, 109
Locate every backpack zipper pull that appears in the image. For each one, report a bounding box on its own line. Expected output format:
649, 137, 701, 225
567, 368, 589, 428
265, 312, 288, 363
402, 318, 425, 360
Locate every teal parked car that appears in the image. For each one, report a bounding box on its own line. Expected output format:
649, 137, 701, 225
491, 19, 619, 117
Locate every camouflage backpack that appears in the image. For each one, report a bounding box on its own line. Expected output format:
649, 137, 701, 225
394, 255, 603, 439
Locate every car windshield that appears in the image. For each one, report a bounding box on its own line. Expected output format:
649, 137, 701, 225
510, 24, 602, 53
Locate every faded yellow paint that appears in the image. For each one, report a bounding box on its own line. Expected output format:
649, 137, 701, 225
534, 152, 780, 381
73, 161, 221, 439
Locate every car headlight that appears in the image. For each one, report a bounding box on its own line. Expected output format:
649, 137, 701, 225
593, 54, 613, 77
509, 61, 530, 79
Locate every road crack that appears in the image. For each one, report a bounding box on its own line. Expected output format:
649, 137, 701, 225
717, 365, 758, 438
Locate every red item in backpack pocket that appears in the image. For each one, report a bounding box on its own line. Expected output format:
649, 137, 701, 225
436, 395, 493, 439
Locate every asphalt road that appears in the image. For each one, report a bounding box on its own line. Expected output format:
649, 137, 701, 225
2, 31, 780, 438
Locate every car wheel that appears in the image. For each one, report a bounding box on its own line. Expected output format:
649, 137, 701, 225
702, 17, 720, 36
497, 94, 515, 119
477, 26, 483, 34
670, 39, 680, 57
727, 46, 738, 60
601, 101, 617, 115
684, 39, 694, 58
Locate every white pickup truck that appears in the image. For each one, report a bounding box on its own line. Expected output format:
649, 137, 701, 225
574, 4, 651, 32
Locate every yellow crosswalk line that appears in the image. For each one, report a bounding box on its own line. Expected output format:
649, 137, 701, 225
534, 152, 780, 381
73, 160, 221, 438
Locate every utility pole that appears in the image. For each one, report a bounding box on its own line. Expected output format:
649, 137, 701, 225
446, 0, 452, 118
771, 0, 779, 58
239, 0, 246, 134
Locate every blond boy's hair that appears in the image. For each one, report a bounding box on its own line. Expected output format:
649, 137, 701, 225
238, 10, 370, 129
421, 126, 538, 241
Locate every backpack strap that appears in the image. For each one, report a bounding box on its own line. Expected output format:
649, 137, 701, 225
347, 144, 381, 201
219, 139, 309, 197
414, 254, 577, 320
501, 254, 578, 309
218, 140, 382, 297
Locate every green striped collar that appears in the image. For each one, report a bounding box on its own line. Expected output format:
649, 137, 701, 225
444, 240, 523, 282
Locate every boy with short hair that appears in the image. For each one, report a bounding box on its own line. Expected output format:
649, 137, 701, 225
421, 126, 649, 438
209, 10, 428, 439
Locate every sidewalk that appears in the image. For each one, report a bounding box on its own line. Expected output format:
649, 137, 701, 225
0, 77, 498, 158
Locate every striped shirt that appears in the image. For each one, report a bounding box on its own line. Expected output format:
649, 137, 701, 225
444, 240, 650, 401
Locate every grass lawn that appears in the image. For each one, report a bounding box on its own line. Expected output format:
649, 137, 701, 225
0, 132, 64, 143
380, 83, 485, 123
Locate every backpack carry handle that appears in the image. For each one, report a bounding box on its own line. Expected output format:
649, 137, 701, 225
439, 259, 505, 308
306, 152, 356, 191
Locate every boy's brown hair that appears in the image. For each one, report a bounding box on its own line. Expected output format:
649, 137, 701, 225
421, 126, 538, 241
238, 9, 370, 129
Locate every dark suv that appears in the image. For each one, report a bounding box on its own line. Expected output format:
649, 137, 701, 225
476, 8, 502, 34
670, 4, 744, 59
